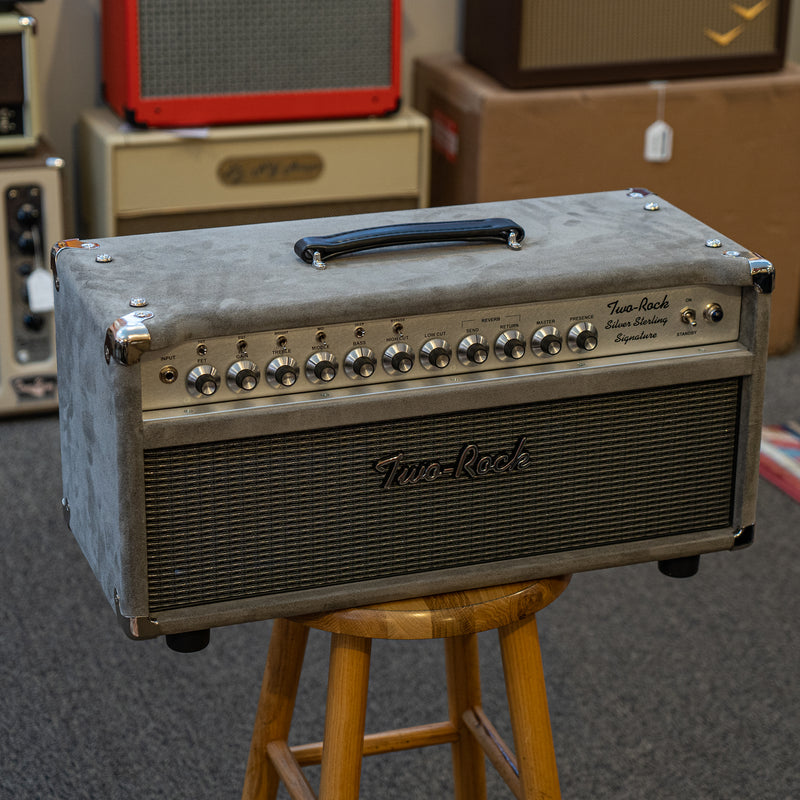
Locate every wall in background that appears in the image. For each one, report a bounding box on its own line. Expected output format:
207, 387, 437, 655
15, 0, 800, 233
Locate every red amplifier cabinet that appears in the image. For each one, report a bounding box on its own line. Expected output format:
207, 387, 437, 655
101, 0, 402, 128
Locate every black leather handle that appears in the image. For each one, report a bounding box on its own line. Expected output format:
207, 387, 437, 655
294, 218, 525, 268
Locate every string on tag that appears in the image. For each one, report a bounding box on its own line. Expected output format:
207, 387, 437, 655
644, 81, 673, 163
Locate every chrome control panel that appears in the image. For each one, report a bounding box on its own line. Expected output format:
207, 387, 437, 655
140, 284, 742, 412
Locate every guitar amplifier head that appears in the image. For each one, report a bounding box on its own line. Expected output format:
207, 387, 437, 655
464, 0, 791, 88
101, 0, 402, 128
51, 190, 772, 647
0, 10, 40, 153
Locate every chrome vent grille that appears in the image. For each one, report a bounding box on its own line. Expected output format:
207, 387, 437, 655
144, 379, 740, 612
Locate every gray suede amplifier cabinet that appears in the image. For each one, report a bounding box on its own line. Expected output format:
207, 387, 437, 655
51, 190, 772, 649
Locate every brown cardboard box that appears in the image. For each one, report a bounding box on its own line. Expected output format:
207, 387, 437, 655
414, 55, 800, 353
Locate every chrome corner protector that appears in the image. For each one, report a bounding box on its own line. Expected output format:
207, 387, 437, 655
104, 312, 153, 366
749, 256, 775, 294
115, 592, 160, 640
732, 525, 755, 550
50, 238, 79, 289
50, 239, 99, 290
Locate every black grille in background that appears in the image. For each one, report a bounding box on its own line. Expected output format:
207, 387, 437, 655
144, 379, 740, 612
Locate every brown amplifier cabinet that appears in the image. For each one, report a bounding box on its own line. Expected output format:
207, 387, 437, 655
464, 0, 791, 88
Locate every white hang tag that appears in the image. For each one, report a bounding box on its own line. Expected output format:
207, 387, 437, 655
644, 81, 673, 163
644, 119, 674, 162
27, 267, 55, 313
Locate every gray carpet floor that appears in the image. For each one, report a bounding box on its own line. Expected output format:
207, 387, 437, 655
1, 345, 798, 799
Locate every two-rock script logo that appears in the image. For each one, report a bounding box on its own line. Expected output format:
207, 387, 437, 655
373, 436, 532, 489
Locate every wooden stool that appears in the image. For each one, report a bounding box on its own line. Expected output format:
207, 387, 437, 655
242, 575, 570, 800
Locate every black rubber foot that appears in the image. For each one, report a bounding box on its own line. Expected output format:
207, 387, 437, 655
165, 629, 211, 652
658, 555, 701, 579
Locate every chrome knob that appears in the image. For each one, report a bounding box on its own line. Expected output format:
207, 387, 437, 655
186, 365, 220, 397
306, 351, 338, 383
567, 322, 598, 353
345, 347, 377, 379
421, 338, 452, 370
266, 356, 299, 388
495, 330, 526, 361
383, 343, 415, 375
226, 359, 260, 392
531, 326, 562, 357
458, 334, 490, 366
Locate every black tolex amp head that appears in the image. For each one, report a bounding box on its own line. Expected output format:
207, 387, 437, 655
51, 190, 772, 648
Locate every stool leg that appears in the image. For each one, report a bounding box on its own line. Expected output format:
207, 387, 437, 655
318, 633, 372, 800
498, 616, 561, 800
445, 633, 488, 800
243, 619, 310, 800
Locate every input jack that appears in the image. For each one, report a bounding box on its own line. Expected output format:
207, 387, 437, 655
159, 365, 179, 384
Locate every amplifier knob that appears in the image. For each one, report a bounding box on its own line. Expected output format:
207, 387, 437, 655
186, 365, 220, 397
458, 334, 490, 366
226, 360, 260, 392
16, 203, 39, 226
567, 322, 598, 353
306, 351, 338, 383
421, 338, 452, 370
345, 348, 377, 379
266, 356, 299, 388
17, 231, 35, 255
495, 330, 526, 361
531, 326, 562, 357
383, 343, 415, 375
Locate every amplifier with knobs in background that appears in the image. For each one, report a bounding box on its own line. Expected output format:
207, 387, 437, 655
1, 142, 64, 415
0, 10, 40, 153
51, 190, 772, 650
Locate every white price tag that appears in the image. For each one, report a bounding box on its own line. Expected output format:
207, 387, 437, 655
644, 119, 674, 163
27, 267, 55, 313
644, 81, 673, 163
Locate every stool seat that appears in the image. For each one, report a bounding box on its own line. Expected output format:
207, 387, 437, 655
243, 576, 571, 800
292, 576, 570, 640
